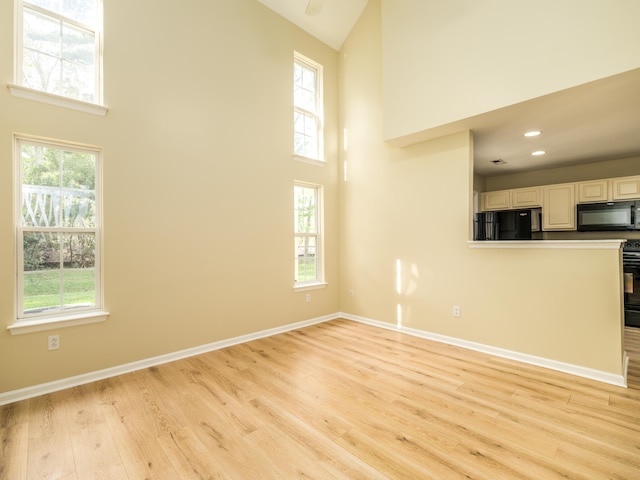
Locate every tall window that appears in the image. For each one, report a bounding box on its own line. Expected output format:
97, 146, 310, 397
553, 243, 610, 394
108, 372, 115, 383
17, 0, 102, 104
16, 136, 102, 320
293, 52, 323, 162
294, 182, 323, 286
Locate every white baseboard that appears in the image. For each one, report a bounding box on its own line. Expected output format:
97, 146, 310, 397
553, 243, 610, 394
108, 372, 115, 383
0, 311, 627, 405
338, 312, 628, 388
0, 313, 336, 406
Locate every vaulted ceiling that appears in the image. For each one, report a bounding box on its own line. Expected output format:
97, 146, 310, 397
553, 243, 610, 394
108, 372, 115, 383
257, 1, 640, 176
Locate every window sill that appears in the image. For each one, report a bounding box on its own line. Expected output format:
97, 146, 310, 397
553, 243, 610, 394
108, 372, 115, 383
293, 282, 328, 292
8, 84, 108, 116
294, 154, 326, 167
7, 310, 110, 335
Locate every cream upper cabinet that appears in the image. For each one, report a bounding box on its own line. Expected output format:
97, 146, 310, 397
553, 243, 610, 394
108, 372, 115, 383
612, 176, 640, 200
577, 179, 611, 203
542, 183, 576, 231
481, 190, 510, 211
511, 187, 542, 208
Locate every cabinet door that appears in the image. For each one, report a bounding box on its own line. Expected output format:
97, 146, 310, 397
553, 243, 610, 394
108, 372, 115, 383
543, 184, 576, 231
512, 187, 541, 208
577, 179, 610, 203
612, 176, 640, 200
481, 190, 510, 211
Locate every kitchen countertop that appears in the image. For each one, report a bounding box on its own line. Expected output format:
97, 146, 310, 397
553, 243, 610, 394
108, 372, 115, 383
468, 239, 625, 249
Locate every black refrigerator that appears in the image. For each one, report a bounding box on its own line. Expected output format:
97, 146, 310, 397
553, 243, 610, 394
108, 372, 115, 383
475, 209, 533, 240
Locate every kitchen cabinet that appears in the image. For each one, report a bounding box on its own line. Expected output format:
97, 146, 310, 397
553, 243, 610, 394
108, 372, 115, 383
511, 187, 542, 208
577, 179, 610, 203
543, 183, 576, 231
481, 190, 510, 211
612, 176, 640, 200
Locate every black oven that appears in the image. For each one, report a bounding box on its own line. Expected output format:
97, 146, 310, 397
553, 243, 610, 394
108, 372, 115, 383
577, 201, 640, 231
623, 240, 640, 328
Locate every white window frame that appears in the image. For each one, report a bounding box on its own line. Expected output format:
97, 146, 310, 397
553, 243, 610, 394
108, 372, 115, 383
9, 135, 108, 335
11, 0, 107, 116
293, 52, 324, 165
294, 181, 326, 290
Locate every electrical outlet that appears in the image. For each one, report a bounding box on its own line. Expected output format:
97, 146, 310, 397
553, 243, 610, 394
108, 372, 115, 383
48, 335, 60, 350
306, 294, 311, 303
349, 289, 355, 297
453, 306, 461, 317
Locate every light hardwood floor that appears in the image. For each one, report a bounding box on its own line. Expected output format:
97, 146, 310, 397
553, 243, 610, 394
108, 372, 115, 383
2, 320, 640, 479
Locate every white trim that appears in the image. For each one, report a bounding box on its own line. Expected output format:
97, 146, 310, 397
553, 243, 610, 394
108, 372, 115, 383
7, 310, 109, 335
293, 281, 328, 292
339, 312, 629, 388
8, 84, 108, 116
14, 135, 104, 324
294, 182, 324, 285
293, 51, 324, 162
293, 154, 326, 167
468, 239, 625, 249
1, 312, 628, 405
0, 313, 334, 405
15, 0, 103, 106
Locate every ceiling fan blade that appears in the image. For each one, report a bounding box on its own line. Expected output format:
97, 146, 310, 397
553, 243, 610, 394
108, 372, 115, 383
305, 0, 323, 16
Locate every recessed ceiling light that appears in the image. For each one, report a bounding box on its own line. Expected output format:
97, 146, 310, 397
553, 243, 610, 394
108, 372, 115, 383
531, 150, 546, 156
524, 131, 542, 137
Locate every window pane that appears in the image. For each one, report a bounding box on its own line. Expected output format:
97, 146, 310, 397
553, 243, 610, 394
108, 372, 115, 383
294, 112, 318, 158
23, 270, 62, 313
61, 23, 95, 101
22, 186, 60, 227
304, 115, 317, 136
294, 132, 307, 158
62, 190, 95, 227
62, 150, 95, 189
29, 0, 97, 26
22, 5, 97, 101
294, 186, 316, 233
294, 62, 302, 83
302, 67, 316, 92
22, 145, 61, 187
23, 232, 60, 271
63, 233, 95, 268
295, 236, 317, 282
62, 23, 94, 66
62, 0, 97, 25
294, 111, 305, 134
293, 85, 303, 109
63, 269, 95, 308
29, 0, 61, 15
61, 150, 96, 226
61, 60, 94, 101
23, 49, 62, 95
304, 136, 318, 159
24, 9, 61, 57
301, 89, 316, 113
17, 137, 101, 319
294, 62, 317, 113
21, 145, 62, 227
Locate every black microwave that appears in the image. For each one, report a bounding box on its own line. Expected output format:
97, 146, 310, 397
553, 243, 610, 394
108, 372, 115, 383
577, 200, 640, 231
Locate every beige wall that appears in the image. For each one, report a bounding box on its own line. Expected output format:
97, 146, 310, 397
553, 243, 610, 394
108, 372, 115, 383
0, 0, 629, 395
382, 0, 640, 142
340, 1, 624, 375
0, 0, 340, 393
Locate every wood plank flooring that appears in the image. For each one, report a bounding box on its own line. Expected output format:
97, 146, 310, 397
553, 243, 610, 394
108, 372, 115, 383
1, 320, 640, 479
